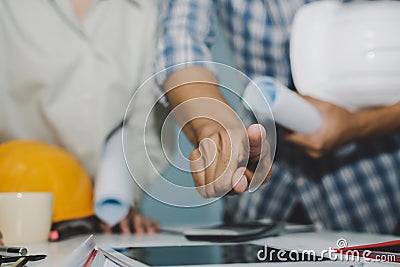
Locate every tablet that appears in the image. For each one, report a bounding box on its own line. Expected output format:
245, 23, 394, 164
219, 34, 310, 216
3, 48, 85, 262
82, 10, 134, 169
114, 244, 328, 266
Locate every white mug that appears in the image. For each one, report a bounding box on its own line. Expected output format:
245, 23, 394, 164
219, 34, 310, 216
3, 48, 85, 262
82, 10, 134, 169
0, 192, 53, 245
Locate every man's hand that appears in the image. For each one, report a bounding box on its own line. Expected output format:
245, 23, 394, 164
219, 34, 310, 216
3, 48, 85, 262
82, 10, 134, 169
190, 124, 272, 198
164, 66, 273, 198
0, 231, 4, 245
284, 97, 357, 158
100, 208, 160, 234
284, 97, 400, 158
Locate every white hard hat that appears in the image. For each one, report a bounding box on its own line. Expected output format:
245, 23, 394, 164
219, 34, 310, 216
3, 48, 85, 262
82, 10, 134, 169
290, 0, 400, 111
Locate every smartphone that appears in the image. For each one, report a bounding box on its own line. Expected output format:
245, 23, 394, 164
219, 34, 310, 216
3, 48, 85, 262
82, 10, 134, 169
183, 221, 283, 242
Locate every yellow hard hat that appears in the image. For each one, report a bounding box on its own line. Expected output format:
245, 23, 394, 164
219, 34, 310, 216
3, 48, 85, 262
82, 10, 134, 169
0, 140, 95, 223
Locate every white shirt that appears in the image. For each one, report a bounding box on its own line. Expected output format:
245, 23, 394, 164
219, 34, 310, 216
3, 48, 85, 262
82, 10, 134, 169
0, 0, 165, 210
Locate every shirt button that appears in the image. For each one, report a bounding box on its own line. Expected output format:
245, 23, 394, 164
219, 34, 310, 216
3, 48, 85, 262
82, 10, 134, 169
296, 177, 305, 187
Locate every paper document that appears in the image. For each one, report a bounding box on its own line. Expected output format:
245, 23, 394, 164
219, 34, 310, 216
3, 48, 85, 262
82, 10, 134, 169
243, 76, 356, 156
243, 76, 321, 134
94, 128, 134, 227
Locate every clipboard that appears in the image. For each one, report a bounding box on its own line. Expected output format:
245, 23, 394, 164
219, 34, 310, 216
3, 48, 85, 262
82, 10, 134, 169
335, 239, 400, 263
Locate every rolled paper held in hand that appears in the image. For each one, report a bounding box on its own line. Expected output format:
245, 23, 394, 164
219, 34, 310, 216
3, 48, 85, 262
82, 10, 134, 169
94, 128, 134, 227
243, 76, 356, 156
243, 76, 321, 134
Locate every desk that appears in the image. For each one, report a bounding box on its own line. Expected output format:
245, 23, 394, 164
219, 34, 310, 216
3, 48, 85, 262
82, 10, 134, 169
26, 231, 398, 266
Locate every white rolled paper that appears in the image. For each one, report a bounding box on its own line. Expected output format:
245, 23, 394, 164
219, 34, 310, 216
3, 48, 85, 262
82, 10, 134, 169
94, 128, 134, 227
243, 76, 321, 134
243, 76, 356, 156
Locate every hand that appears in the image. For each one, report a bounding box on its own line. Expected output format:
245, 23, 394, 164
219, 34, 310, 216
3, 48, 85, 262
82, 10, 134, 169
163, 67, 272, 198
100, 207, 160, 234
190, 124, 272, 198
284, 96, 357, 158
0, 231, 4, 245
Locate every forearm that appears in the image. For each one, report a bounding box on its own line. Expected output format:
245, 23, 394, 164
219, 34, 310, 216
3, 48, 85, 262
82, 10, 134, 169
353, 102, 400, 140
164, 66, 241, 146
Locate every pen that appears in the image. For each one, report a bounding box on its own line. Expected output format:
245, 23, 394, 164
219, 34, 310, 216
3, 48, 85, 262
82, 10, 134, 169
0, 254, 47, 264
11, 256, 27, 267
0, 246, 27, 256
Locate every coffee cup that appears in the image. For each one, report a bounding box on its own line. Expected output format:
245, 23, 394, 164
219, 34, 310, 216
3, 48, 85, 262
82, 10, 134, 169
0, 192, 53, 245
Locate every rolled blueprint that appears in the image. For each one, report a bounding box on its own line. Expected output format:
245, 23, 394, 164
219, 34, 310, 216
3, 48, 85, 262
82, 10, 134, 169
94, 128, 134, 227
243, 76, 321, 134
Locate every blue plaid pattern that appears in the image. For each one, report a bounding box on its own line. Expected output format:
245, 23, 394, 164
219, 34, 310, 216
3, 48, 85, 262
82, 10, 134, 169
156, 0, 400, 234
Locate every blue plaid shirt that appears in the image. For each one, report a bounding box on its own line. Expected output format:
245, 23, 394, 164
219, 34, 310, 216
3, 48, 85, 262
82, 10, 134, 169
155, 0, 400, 234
